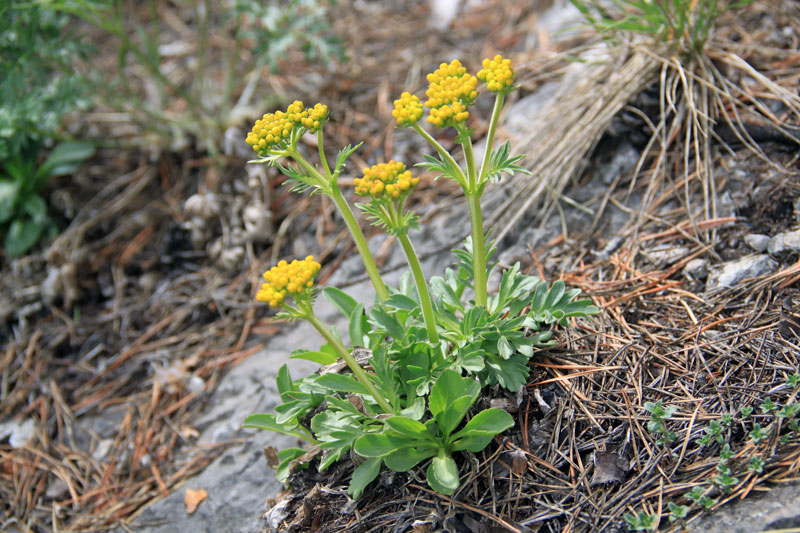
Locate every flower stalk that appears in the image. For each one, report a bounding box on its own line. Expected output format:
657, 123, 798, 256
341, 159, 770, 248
301, 308, 394, 414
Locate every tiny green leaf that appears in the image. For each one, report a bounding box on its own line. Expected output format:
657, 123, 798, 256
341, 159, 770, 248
427, 454, 460, 495
289, 350, 338, 365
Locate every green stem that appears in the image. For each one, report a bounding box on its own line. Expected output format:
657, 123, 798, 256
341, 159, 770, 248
412, 124, 468, 188
303, 310, 394, 413
289, 150, 390, 302
317, 130, 332, 178
460, 131, 488, 308
392, 215, 439, 344
467, 192, 488, 308
477, 92, 505, 188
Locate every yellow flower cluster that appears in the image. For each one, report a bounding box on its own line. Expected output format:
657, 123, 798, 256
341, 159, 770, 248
392, 92, 423, 126
354, 161, 419, 200
477, 55, 514, 93
246, 100, 329, 156
424, 59, 478, 128
256, 256, 321, 307
302, 103, 329, 133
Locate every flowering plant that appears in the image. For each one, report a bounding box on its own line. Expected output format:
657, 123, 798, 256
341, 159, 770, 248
242, 56, 599, 496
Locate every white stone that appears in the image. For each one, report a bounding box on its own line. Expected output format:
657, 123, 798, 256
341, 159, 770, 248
768, 230, 800, 255
744, 234, 770, 252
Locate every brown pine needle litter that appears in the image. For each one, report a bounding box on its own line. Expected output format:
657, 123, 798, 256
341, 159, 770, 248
2, 1, 800, 532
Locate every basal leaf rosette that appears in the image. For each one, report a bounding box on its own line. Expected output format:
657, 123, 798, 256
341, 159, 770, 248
392, 92, 424, 127
424, 59, 478, 129
476, 55, 515, 93
354, 161, 420, 202
256, 256, 321, 309
246, 100, 329, 157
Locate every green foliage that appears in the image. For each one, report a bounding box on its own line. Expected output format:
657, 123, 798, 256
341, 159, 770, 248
245, 243, 598, 495
759, 397, 778, 414
623, 511, 658, 531
0, 141, 95, 256
0, 3, 94, 256
644, 400, 677, 446
749, 423, 769, 444
667, 502, 688, 523
39, 0, 344, 154
747, 455, 764, 474
0, 3, 90, 160
569, 0, 756, 52
352, 370, 513, 496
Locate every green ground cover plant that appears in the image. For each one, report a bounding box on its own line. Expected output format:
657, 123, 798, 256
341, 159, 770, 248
241, 55, 599, 496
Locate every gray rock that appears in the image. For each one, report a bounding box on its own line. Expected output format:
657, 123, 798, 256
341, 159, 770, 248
688, 481, 800, 533
768, 229, 800, 255
744, 233, 770, 252
642, 245, 689, 267
706, 254, 778, 290
683, 258, 709, 280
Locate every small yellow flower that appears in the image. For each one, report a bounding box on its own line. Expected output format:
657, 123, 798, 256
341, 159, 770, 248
424, 59, 478, 128
392, 92, 423, 127
256, 256, 321, 308
302, 103, 329, 133
353, 161, 420, 201
477, 55, 515, 93
246, 99, 307, 156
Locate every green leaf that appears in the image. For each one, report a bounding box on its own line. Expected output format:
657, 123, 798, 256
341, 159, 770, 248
437, 395, 476, 439
384, 416, 433, 441
275, 447, 306, 483
332, 142, 363, 182
35, 141, 95, 186
311, 410, 366, 471
276, 364, 294, 400
384, 446, 437, 471
385, 294, 419, 311
415, 153, 467, 190
354, 433, 406, 457
323, 287, 359, 319
289, 350, 338, 365
348, 456, 382, 498
450, 434, 494, 453
0, 181, 20, 224
5, 214, 45, 256
497, 336, 514, 359
242, 413, 309, 441
429, 369, 480, 419
427, 454, 460, 495
348, 302, 367, 347
452, 408, 514, 441
275, 399, 312, 424
430, 276, 464, 311
369, 306, 405, 339
315, 373, 370, 396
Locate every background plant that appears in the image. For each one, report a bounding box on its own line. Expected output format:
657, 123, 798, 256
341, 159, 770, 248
38, 0, 344, 154
0, 3, 94, 256
569, 0, 756, 52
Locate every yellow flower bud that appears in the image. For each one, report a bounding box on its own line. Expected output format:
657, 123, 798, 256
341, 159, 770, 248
256, 256, 322, 308
477, 54, 515, 93
354, 161, 419, 201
